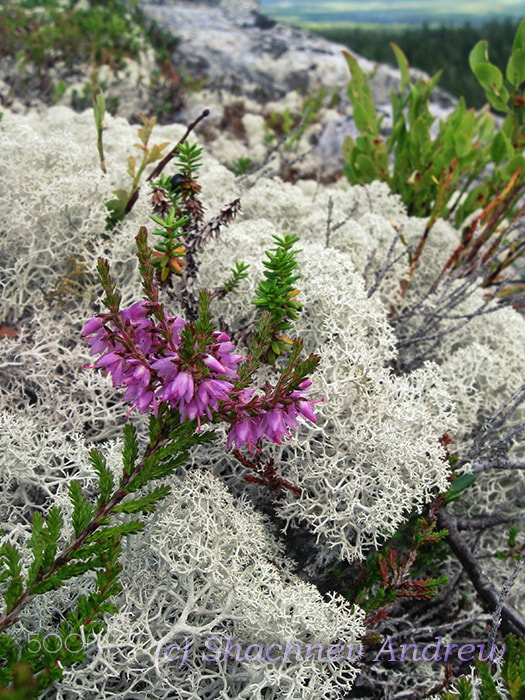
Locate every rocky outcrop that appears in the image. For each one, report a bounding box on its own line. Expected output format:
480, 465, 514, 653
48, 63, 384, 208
140, 1, 458, 179
141, 0, 456, 108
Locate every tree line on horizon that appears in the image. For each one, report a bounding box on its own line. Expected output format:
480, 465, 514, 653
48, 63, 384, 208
314, 17, 520, 108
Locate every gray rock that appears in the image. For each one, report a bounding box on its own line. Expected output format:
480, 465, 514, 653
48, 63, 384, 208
141, 1, 458, 112
141, 2, 377, 103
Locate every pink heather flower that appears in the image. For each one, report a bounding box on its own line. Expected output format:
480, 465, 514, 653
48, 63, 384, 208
162, 371, 194, 404
82, 316, 104, 336
83, 318, 116, 356
297, 399, 317, 423
121, 300, 149, 323
202, 354, 228, 375
226, 415, 260, 451
83, 302, 319, 448
150, 356, 179, 379
83, 302, 243, 418
226, 383, 320, 451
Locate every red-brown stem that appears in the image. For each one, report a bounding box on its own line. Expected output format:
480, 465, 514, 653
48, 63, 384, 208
123, 109, 210, 216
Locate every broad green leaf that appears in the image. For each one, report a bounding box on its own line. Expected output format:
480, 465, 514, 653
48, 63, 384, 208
449, 473, 477, 494
512, 18, 525, 51
353, 102, 377, 135
491, 131, 514, 164
343, 50, 366, 90
506, 48, 525, 87
469, 40, 489, 72
454, 131, 471, 159
485, 89, 510, 113
354, 153, 379, 181
475, 108, 495, 141
474, 62, 503, 92
427, 69, 443, 92
501, 154, 525, 179
409, 116, 430, 157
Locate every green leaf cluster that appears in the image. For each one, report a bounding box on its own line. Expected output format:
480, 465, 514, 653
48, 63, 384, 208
0, 404, 216, 694
149, 207, 187, 281
253, 233, 303, 364
221, 260, 250, 295
342, 22, 525, 234
173, 141, 203, 184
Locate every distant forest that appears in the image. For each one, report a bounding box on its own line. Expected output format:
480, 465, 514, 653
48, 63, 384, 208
313, 18, 520, 107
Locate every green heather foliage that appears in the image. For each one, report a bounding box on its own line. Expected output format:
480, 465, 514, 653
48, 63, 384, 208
441, 635, 525, 699
253, 233, 303, 363
0, 407, 215, 693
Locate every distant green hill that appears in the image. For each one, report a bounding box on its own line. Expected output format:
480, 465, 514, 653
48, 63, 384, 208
260, 0, 525, 26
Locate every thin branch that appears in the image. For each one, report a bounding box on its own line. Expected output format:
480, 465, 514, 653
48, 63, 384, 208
146, 109, 210, 184
487, 548, 525, 648
471, 457, 525, 474
325, 198, 360, 248
455, 512, 517, 531
366, 228, 407, 298
437, 507, 525, 637
325, 196, 333, 247
123, 109, 210, 216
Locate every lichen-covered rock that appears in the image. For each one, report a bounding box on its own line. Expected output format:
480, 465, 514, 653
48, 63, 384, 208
141, 1, 442, 106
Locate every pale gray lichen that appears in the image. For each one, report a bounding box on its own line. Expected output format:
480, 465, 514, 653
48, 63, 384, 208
1, 104, 524, 697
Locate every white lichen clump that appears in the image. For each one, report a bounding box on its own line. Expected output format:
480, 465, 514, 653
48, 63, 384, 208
1, 105, 524, 696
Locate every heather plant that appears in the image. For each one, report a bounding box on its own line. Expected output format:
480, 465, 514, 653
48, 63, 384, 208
0, 416, 214, 695
0, 212, 322, 691
0, 109, 367, 694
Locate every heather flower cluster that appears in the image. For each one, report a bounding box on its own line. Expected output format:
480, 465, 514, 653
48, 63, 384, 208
82, 300, 318, 450
223, 381, 319, 451
82, 300, 242, 420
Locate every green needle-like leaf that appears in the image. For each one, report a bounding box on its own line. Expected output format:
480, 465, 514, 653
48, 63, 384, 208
122, 423, 139, 476
68, 482, 94, 538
